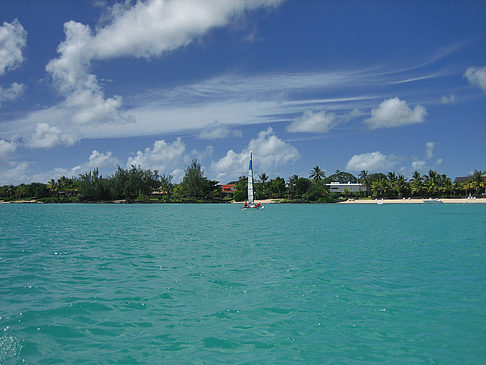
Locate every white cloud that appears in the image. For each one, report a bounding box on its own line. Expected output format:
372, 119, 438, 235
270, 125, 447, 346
287, 110, 337, 133
127, 137, 187, 174
440, 94, 455, 104
345, 151, 398, 172
211, 127, 299, 180
0, 162, 29, 185
464, 66, 486, 92
45, 0, 283, 126
0, 19, 27, 75
0, 20, 27, 107
87, 150, 116, 168
364, 97, 427, 129
0, 67, 381, 142
198, 123, 242, 140
343, 108, 364, 122
26, 123, 79, 148
411, 160, 426, 171
425, 142, 435, 159
0, 139, 16, 165
0, 82, 25, 106
70, 150, 117, 176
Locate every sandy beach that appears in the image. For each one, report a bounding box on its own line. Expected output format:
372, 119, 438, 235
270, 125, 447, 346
234, 198, 486, 204
338, 198, 486, 204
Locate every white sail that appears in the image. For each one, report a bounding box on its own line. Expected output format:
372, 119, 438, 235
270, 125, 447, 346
247, 151, 254, 203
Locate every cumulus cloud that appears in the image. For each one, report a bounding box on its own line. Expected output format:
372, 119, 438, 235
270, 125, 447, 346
410, 142, 440, 173
46, 0, 282, 126
87, 150, 116, 168
364, 97, 427, 129
464, 66, 486, 92
345, 151, 398, 172
211, 127, 299, 180
0, 82, 25, 106
127, 137, 187, 173
287, 110, 337, 133
0, 19, 27, 75
343, 108, 364, 122
0, 162, 29, 185
0, 20, 27, 106
411, 160, 426, 170
70, 150, 117, 176
440, 94, 455, 104
198, 123, 242, 140
26, 123, 79, 148
425, 141, 435, 159
0, 139, 17, 165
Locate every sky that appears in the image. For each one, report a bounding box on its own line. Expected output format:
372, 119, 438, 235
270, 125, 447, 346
0, 0, 485, 185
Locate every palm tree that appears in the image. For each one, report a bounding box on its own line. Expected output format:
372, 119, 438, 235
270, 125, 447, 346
410, 171, 423, 197
424, 170, 440, 197
47, 179, 58, 197
257, 172, 269, 199
309, 165, 325, 182
371, 178, 387, 198
287, 175, 299, 198
258, 173, 269, 184
470, 170, 485, 197
358, 170, 370, 196
396, 174, 408, 198
387, 171, 398, 183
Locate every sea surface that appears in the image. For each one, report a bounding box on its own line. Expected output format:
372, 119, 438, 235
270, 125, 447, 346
1, 203, 485, 364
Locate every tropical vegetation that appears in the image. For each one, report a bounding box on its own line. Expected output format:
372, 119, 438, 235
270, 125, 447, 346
0, 163, 484, 203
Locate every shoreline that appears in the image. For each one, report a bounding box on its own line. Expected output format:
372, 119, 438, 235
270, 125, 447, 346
2, 198, 486, 204
337, 198, 486, 204
234, 198, 486, 204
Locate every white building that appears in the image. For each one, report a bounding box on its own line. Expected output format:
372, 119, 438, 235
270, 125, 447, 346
326, 182, 366, 193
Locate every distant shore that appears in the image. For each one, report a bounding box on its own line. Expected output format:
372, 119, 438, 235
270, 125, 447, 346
236, 198, 486, 204
338, 198, 486, 204
2, 198, 486, 204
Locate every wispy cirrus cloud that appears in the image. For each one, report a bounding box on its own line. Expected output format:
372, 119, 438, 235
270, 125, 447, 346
45, 0, 283, 126
198, 122, 242, 140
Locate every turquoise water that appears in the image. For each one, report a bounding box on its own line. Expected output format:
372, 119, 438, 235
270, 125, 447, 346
1, 203, 485, 364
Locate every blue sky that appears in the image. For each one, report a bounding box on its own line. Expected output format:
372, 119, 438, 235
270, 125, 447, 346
0, 0, 485, 185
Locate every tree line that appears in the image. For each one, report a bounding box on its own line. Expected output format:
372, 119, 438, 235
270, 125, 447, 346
0, 162, 484, 203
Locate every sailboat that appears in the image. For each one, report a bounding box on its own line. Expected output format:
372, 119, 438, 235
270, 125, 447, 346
243, 151, 263, 210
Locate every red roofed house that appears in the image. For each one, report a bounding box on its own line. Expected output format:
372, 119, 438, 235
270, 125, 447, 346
220, 184, 237, 198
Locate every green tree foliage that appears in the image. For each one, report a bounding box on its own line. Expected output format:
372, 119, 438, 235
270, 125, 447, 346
112, 165, 160, 200
325, 171, 357, 184
309, 165, 325, 182
180, 160, 217, 200
78, 169, 112, 201
1, 166, 484, 203
289, 177, 312, 199
233, 176, 248, 202
269, 177, 286, 198
160, 174, 174, 200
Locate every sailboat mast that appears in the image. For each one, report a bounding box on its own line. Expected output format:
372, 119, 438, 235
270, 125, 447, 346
248, 151, 254, 203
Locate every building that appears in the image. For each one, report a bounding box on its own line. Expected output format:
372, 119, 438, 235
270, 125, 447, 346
326, 182, 366, 194
220, 184, 237, 198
